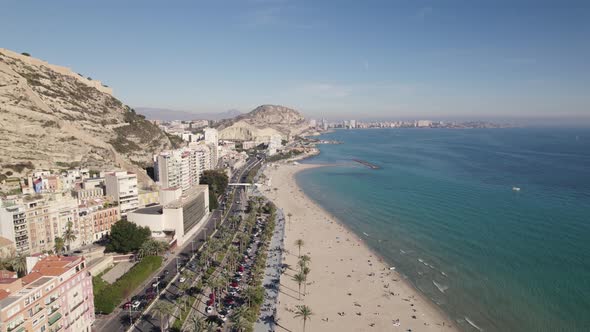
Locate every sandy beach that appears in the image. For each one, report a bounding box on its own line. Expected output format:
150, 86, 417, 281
261, 162, 458, 332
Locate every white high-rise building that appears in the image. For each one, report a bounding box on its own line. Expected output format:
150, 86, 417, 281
155, 144, 214, 193
267, 134, 283, 156
203, 127, 218, 146
105, 171, 139, 216
350, 120, 356, 128
155, 150, 191, 192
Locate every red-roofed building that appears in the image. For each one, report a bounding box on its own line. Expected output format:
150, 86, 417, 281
0, 255, 94, 332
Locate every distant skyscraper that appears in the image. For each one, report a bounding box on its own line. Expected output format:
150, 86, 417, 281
350, 120, 356, 128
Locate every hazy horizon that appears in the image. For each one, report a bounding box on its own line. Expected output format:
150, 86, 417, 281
2, 0, 589, 120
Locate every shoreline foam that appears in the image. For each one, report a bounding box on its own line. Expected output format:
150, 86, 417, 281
261, 162, 459, 332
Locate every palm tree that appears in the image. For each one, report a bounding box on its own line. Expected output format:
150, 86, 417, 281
152, 300, 175, 331
298, 255, 311, 271
63, 221, 76, 253
302, 266, 310, 295
232, 316, 250, 332
10, 254, 27, 277
294, 305, 313, 332
178, 282, 191, 310
292, 272, 305, 300
230, 306, 249, 332
187, 314, 207, 332
295, 239, 304, 257
54, 237, 65, 254
287, 212, 293, 230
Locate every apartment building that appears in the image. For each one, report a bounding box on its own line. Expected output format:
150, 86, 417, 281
0, 204, 29, 254
0, 255, 94, 332
105, 172, 139, 216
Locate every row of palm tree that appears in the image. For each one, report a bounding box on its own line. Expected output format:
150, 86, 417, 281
290, 239, 313, 332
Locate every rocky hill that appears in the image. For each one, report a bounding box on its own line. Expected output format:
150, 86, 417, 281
216, 104, 308, 141
0, 48, 179, 184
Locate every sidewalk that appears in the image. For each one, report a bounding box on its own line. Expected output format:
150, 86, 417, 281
254, 208, 286, 332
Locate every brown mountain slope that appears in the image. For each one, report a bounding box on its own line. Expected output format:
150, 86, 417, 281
0, 48, 179, 184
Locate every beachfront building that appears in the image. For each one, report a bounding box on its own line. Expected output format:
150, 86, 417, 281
127, 185, 209, 246
154, 146, 214, 193
0, 255, 95, 332
105, 171, 139, 216
417, 120, 433, 127
267, 134, 283, 156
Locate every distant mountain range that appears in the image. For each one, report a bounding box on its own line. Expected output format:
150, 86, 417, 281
135, 107, 242, 121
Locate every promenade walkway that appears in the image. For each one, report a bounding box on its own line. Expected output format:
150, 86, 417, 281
254, 207, 286, 332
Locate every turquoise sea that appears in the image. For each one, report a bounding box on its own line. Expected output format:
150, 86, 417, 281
296, 128, 590, 332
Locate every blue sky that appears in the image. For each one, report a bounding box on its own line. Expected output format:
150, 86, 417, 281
1, 0, 589, 121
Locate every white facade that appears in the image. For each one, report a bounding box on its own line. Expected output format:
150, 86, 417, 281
128, 185, 210, 246
203, 127, 218, 146
0, 204, 28, 254
417, 120, 433, 127
105, 171, 139, 216
154, 145, 214, 193
268, 134, 283, 156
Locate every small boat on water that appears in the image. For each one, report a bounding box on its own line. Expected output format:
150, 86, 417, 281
512, 187, 521, 191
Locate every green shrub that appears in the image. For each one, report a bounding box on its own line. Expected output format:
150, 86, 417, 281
93, 256, 163, 314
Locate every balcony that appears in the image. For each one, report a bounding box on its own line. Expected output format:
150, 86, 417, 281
48, 312, 63, 326
6, 320, 25, 332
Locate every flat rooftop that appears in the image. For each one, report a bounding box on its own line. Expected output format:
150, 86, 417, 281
133, 205, 164, 215
165, 185, 208, 209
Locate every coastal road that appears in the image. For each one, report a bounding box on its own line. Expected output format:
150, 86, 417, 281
94, 156, 261, 332
128, 156, 261, 332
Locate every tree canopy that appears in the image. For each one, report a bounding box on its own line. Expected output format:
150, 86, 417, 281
106, 219, 151, 253
200, 170, 228, 210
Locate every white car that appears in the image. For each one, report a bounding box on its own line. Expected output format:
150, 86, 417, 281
206, 306, 213, 314
132, 301, 141, 309
179, 277, 186, 283
152, 281, 160, 288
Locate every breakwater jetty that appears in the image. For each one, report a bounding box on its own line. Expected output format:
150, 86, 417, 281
352, 159, 380, 169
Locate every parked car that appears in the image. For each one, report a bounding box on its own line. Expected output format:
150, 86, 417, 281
132, 301, 141, 310
206, 306, 213, 314
179, 277, 186, 283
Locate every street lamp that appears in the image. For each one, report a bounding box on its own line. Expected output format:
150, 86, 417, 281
154, 275, 160, 294
176, 257, 180, 274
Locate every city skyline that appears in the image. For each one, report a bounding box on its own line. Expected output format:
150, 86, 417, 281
1, 0, 589, 123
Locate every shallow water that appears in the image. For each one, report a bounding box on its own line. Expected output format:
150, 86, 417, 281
296, 128, 590, 332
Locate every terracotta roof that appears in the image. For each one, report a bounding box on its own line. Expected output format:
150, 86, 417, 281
20, 272, 43, 285
30, 255, 81, 276
0, 289, 9, 301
